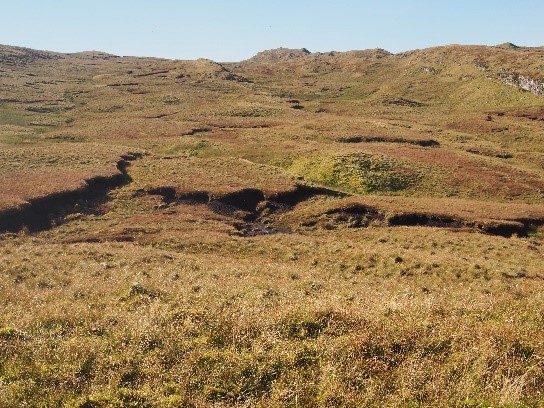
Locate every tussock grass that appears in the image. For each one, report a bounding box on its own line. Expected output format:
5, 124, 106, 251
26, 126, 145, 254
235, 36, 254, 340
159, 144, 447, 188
1, 229, 543, 406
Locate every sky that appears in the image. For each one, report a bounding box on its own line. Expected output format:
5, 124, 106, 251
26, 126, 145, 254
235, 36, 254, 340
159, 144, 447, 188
1, 0, 543, 61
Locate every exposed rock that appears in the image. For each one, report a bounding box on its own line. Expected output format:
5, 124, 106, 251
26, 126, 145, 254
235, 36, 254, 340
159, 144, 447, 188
495, 42, 520, 50
497, 71, 544, 95
423, 66, 437, 74
67, 51, 120, 60
248, 47, 311, 62
200, 61, 252, 82
222, 71, 251, 82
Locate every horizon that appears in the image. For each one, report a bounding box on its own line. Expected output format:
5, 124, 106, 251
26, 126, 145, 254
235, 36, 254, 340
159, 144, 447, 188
2, 0, 544, 62
1, 42, 539, 63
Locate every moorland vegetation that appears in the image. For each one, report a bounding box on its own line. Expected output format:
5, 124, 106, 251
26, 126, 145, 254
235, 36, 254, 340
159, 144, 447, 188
1, 43, 544, 407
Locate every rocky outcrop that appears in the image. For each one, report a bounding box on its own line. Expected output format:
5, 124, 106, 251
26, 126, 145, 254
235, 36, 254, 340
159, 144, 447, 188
247, 48, 311, 62
475, 57, 544, 96
199, 61, 252, 82
498, 71, 544, 95
495, 42, 520, 50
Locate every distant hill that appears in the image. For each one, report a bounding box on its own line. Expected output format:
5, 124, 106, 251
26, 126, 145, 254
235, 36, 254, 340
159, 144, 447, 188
0, 44, 62, 65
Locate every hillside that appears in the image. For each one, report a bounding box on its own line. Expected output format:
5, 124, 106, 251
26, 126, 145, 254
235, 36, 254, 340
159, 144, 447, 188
1, 43, 544, 407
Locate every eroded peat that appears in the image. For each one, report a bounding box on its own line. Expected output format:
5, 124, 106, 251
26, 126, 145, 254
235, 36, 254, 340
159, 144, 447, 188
131, 180, 544, 239
0, 153, 143, 233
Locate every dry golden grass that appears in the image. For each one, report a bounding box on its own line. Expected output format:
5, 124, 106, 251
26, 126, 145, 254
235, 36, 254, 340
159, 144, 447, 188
1, 225, 543, 406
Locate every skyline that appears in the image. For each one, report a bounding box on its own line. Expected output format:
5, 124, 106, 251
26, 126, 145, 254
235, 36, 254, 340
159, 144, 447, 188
2, 0, 543, 61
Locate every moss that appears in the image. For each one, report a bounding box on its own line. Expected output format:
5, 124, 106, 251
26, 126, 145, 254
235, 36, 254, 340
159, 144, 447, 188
289, 153, 423, 194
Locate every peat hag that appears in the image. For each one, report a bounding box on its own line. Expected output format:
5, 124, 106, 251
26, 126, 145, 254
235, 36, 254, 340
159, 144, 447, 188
0, 153, 143, 233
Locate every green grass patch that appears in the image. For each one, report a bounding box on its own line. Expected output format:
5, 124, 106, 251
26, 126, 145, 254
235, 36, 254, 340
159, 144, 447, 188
0, 105, 31, 127
289, 153, 424, 194
159, 139, 221, 157
0, 133, 42, 145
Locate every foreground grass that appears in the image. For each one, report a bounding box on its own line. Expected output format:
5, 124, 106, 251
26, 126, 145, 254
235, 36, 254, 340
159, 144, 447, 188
1, 225, 543, 407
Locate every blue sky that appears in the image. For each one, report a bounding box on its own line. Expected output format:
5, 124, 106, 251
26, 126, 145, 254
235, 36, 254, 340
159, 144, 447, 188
2, 1, 543, 61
